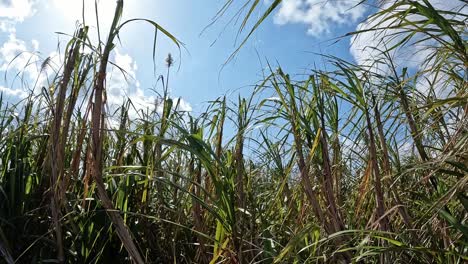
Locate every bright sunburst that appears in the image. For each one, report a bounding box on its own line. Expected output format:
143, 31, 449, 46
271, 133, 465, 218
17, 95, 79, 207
52, 0, 117, 26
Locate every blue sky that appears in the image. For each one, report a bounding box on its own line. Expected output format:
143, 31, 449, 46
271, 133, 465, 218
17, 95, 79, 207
0, 0, 376, 112
1, 0, 462, 113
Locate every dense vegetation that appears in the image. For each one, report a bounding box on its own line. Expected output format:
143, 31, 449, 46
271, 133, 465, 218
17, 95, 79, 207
0, 0, 467, 263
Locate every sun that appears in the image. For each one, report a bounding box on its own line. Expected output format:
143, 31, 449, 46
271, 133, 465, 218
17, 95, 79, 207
52, 0, 117, 27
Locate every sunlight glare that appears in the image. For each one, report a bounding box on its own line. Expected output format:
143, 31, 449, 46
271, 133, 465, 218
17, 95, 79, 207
52, 0, 117, 27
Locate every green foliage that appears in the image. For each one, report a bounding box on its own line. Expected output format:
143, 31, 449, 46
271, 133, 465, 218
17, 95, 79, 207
0, 0, 467, 263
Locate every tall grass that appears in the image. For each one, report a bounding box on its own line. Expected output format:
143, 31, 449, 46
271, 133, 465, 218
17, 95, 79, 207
0, 0, 467, 263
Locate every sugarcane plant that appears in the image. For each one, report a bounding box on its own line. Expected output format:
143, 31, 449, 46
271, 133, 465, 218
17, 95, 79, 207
0, 0, 466, 263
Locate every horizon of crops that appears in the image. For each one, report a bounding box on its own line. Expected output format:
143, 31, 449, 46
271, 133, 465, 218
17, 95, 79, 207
0, 0, 467, 263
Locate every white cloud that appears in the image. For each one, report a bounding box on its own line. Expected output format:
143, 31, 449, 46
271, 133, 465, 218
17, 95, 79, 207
123, 91, 192, 119
107, 49, 139, 105
0, 85, 27, 97
31, 38, 39, 50
347, 0, 465, 159
0, 32, 63, 97
0, 20, 15, 33
274, 0, 366, 37
0, 1, 38, 93
173, 97, 192, 112
0, 38, 192, 114
0, 33, 41, 83
0, 0, 36, 22
416, 69, 453, 98
107, 50, 192, 119
0, 33, 29, 63
350, 0, 467, 88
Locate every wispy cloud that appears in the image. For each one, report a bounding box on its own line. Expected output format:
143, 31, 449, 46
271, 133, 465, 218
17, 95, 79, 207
0, 33, 42, 91
274, 0, 366, 37
0, 31, 62, 94
107, 50, 192, 119
0, 85, 27, 97
107, 49, 140, 105
0, 0, 191, 115
0, 0, 36, 22
0, 0, 44, 97
349, 0, 467, 95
